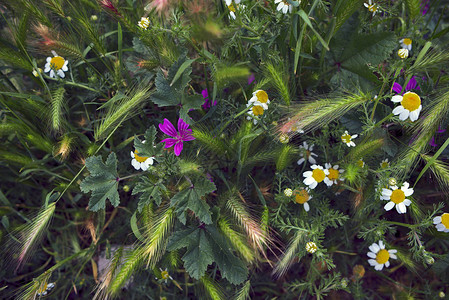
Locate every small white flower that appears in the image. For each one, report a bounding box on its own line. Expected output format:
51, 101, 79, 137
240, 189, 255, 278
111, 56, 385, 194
37, 282, 55, 296
294, 188, 312, 211
284, 188, 293, 197
433, 213, 449, 233
398, 48, 409, 59
138, 17, 150, 29
297, 141, 318, 165
131, 143, 154, 171
357, 158, 365, 168
382, 182, 414, 214
303, 165, 329, 189
364, 0, 380, 16
225, 0, 241, 19
380, 158, 389, 169
274, 0, 294, 14
225, 0, 240, 5
324, 163, 344, 187
400, 38, 412, 51
44, 51, 68, 79
159, 268, 173, 283
246, 103, 265, 124
391, 91, 422, 122
367, 241, 397, 271
248, 90, 270, 109
341, 130, 358, 147
305, 241, 317, 253
279, 133, 289, 144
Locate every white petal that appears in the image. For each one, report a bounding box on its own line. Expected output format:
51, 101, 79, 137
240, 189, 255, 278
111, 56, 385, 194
384, 201, 395, 211
397, 203, 407, 214
309, 156, 316, 164
368, 259, 377, 266
436, 224, 446, 231
141, 162, 149, 171
389, 253, 397, 259
46, 57, 52, 62
382, 189, 392, 196
375, 264, 383, 271
369, 243, 380, 253
304, 202, 309, 212
399, 109, 410, 121
385, 261, 390, 268
131, 159, 140, 170
402, 182, 409, 189
277, 2, 284, 11
403, 199, 411, 206
364, 3, 369, 7
392, 106, 405, 115
50, 70, 55, 78
58, 69, 65, 78
409, 110, 419, 121
309, 181, 318, 189
388, 249, 397, 254
367, 252, 376, 258
391, 95, 403, 103
282, 5, 288, 13
230, 11, 236, 19
303, 171, 313, 177
379, 240, 385, 249
297, 158, 305, 165
304, 177, 315, 185
130, 151, 135, 158
148, 157, 154, 165
433, 216, 442, 224
324, 177, 332, 186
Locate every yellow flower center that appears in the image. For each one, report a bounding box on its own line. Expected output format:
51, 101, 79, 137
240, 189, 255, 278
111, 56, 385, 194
368, 4, 377, 12
294, 189, 309, 204
381, 161, 389, 168
403, 38, 412, 45
312, 169, 325, 183
341, 133, 351, 144
376, 249, 390, 264
228, 3, 236, 12
441, 213, 449, 229
134, 150, 148, 163
255, 90, 269, 103
401, 92, 421, 112
390, 189, 405, 204
161, 270, 170, 279
357, 159, 364, 168
328, 168, 339, 180
50, 56, 65, 70
252, 105, 264, 116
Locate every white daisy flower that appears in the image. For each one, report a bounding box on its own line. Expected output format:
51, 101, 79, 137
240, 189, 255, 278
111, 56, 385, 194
324, 163, 344, 186
44, 51, 68, 79
382, 182, 414, 214
398, 48, 409, 59
364, 0, 380, 16
294, 187, 312, 211
433, 213, 449, 233
305, 241, 317, 253
391, 91, 422, 122
246, 103, 265, 124
37, 282, 55, 296
400, 38, 412, 51
138, 17, 150, 29
274, 0, 294, 14
131, 143, 155, 171
380, 158, 389, 169
225, 0, 241, 19
297, 141, 318, 165
303, 165, 329, 189
248, 90, 270, 109
159, 268, 173, 283
341, 130, 358, 147
367, 241, 397, 271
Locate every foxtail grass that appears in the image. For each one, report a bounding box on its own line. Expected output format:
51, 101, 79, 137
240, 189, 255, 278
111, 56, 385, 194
54, 135, 73, 160
200, 275, 227, 300
16, 202, 56, 271
218, 217, 256, 264
234, 280, 251, 300
272, 230, 305, 277
194, 129, 229, 157
108, 247, 145, 297
33, 24, 83, 59
50, 87, 66, 132
346, 138, 384, 161
93, 246, 124, 300
264, 62, 290, 105
421, 154, 449, 194
95, 85, 152, 140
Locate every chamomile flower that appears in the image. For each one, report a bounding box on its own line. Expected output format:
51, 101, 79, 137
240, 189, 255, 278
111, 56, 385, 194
341, 131, 357, 147
357, 158, 365, 168
284, 188, 293, 197
367, 241, 397, 271
294, 188, 312, 211
364, 0, 379, 16
131, 145, 154, 171
248, 90, 270, 109
227, 3, 237, 19
382, 182, 414, 214
138, 17, 150, 29
391, 91, 422, 122
37, 282, 55, 296
159, 268, 173, 283
225, 0, 240, 5
380, 158, 389, 168
303, 165, 329, 189
433, 213, 449, 233
305, 241, 317, 253
274, 0, 294, 14
324, 163, 344, 186
246, 103, 265, 124
297, 141, 318, 165
400, 38, 412, 51
398, 48, 409, 59
279, 133, 289, 144
44, 51, 68, 79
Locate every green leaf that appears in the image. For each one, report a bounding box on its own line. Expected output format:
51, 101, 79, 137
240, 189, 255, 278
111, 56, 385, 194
80, 153, 120, 211
167, 226, 248, 284
134, 126, 164, 158
130, 211, 144, 242
296, 10, 329, 51
171, 58, 197, 86
132, 176, 166, 212
170, 177, 216, 225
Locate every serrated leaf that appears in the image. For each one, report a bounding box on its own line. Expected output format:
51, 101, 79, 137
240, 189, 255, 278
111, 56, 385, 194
134, 126, 164, 158
132, 176, 166, 212
170, 177, 216, 224
80, 153, 120, 211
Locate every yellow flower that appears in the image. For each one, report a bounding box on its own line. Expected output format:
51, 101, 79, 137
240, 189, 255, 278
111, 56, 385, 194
138, 17, 150, 29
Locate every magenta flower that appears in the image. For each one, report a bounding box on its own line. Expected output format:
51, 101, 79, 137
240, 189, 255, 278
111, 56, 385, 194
159, 118, 195, 156
392, 76, 420, 94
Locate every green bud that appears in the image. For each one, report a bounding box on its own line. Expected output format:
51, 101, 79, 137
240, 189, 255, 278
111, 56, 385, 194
123, 185, 130, 192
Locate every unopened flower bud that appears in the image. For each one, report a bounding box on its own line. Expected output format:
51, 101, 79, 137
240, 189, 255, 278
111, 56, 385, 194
279, 134, 289, 144
389, 177, 397, 186
123, 185, 130, 192
305, 241, 317, 253
284, 188, 293, 197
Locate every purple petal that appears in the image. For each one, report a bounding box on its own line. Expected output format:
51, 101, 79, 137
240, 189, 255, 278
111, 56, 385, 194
178, 118, 190, 135
159, 119, 177, 137
182, 133, 196, 142
161, 138, 177, 148
406, 76, 420, 91
174, 142, 183, 156
201, 89, 209, 99
392, 82, 402, 94
437, 126, 446, 133
429, 137, 437, 147
248, 74, 255, 85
